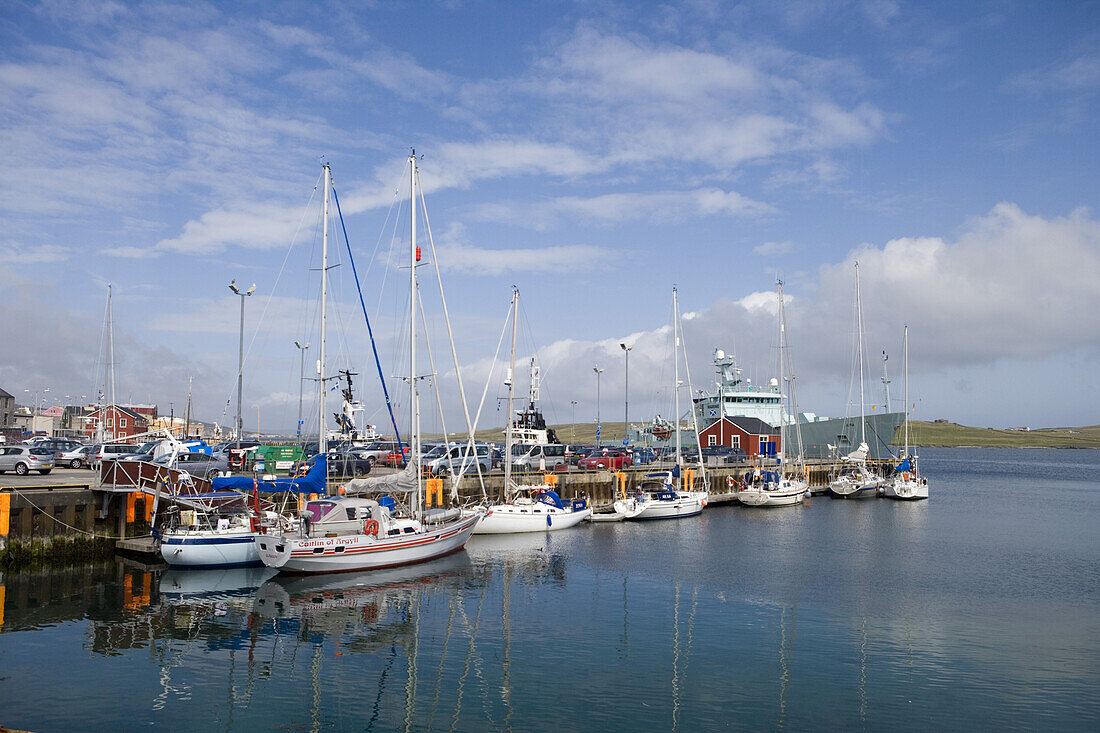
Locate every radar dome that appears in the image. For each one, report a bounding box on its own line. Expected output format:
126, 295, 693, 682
770, 378, 779, 388
715, 349, 725, 360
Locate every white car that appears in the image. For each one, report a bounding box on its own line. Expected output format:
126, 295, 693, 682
57, 444, 95, 469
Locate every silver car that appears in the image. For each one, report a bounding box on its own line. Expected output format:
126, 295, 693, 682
0, 445, 55, 475
57, 444, 95, 468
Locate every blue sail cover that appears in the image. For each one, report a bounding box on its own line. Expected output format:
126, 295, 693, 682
536, 490, 565, 510
212, 454, 328, 494
895, 458, 912, 473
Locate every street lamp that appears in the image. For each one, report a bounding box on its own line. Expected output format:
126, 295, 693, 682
295, 340, 311, 443
593, 365, 604, 446
620, 343, 632, 447
229, 279, 256, 452
570, 400, 577, 443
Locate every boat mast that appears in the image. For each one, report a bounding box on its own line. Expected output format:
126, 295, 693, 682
778, 280, 804, 469
107, 284, 115, 439
410, 152, 421, 512
504, 288, 518, 496
673, 287, 681, 471
903, 325, 909, 457
777, 282, 786, 473
855, 262, 866, 447
319, 163, 330, 462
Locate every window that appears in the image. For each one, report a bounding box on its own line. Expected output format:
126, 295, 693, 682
120, 418, 127, 428
708, 435, 717, 446
730, 436, 740, 449
107, 418, 113, 427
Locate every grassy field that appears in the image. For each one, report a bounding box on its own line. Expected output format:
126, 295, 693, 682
434, 420, 1100, 449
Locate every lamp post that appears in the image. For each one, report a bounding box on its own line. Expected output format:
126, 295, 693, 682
229, 279, 256, 453
620, 343, 632, 446
570, 400, 577, 443
593, 365, 604, 446
295, 340, 311, 443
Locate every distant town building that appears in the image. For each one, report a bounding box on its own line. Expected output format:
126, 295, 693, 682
82, 405, 149, 441
0, 387, 13, 428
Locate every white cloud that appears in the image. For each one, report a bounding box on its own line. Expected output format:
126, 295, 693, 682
753, 241, 794, 256
0, 241, 72, 263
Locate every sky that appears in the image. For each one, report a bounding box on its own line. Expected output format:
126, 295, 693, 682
1, 0, 1098, 438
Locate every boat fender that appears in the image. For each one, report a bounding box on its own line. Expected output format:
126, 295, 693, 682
727, 476, 736, 489
364, 519, 380, 537
546, 514, 552, 528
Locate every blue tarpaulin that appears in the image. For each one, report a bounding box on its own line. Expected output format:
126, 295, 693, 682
895, 458, 912, 473
212, 454, 327, 494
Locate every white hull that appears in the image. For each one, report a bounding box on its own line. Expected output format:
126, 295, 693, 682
737, 480, 808, 507
828, 477, 880, 498
160, 529, 260, 568
473, 505, 591, 534
256, 513, 481, 574
613, 494, 704, 520
883, 477, 929, 500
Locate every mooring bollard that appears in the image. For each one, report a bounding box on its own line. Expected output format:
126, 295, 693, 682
0, 491, 9, 553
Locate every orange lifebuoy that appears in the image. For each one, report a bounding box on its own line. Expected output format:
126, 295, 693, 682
364, 519, 380, 537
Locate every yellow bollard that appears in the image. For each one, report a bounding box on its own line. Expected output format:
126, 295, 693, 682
144, 491, 154, 522
616, 471, 626, 498
543, 473, 558, 487
684, 469, 694, 490
426, 478, 444, 507
126, 492, 136, 523
0, 492, 9, 537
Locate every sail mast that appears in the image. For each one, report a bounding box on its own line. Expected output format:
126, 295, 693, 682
673, 287, 681, 470
410, 153, 421, 512
319, 163, 330, 461
504, 288, 518, 496
855, 262, 866, 447
904, 325, 909, 457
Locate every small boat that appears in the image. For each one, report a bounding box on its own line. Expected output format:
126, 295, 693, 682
613, 471, 705, 520
883, 326, 930, 500
736, 280, 809, 508
473, 288, 591, 534
828, 263, 883, 499
735, 469, 808, 507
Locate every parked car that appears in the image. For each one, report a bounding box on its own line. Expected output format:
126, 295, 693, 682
578, 449, 632, 470
510, 443, 568, 472
383, 446, 410, 468
567, 445, 595, 466
426, 443, 493, 477
356, 440, 405, 466
212, 439, 262, 459
34, 438, 84, 455
294, 451, 373, 478
0, 445, 55, 475
701, 445, 747, 463
90, 443, 138, 468
57, 444, 95, 468
153, 451, 231, 480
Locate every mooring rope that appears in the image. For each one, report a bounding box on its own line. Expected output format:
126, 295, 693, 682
4, 487, 132, 541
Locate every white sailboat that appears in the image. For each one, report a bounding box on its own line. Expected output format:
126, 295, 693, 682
736, 280, 809, 507
474, 288, 592, 534
256, 157, 481, 574
883, 326, 929, 500
614, 287, 705, 520
829, 262, 883, 499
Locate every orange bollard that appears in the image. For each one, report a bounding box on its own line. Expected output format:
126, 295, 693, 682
126, 492, 136, 523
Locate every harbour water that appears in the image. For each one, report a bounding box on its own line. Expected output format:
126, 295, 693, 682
1, 448, 1097, 731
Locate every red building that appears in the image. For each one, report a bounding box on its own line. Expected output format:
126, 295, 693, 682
698, 417, 780, 459
82, 405, 149, 441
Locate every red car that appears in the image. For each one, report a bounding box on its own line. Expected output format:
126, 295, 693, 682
578, 449, 632, 470
384, 447, 410, 468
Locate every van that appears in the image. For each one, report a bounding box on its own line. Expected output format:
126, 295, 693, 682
510, 443, 567, 472
90, 443, 134, 468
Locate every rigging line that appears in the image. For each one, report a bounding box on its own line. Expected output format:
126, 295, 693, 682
332, 184, 404, 451
468, 298, 513, 500
415, 166, 483, 482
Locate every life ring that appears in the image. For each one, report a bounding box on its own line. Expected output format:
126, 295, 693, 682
727, 476, 736, 489
364, 519, 380, 537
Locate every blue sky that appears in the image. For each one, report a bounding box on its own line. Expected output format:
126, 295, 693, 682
1, 0, 1098, 436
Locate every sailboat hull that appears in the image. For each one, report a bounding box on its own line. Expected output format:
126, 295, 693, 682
613, 494, 704, 520
736, 480, 808, 507
883, 477, 929, 500
473, 506, 592, 534
160, 530, 261, 568
256, 513, 481, 574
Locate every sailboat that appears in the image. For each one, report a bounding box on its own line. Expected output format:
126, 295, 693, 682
828, 262, 883, 499
256, 157, 481, 574
614, 288, 706, 520
883, 326, 930, 500
473, 288, 592, 534
736, 280, 809, 507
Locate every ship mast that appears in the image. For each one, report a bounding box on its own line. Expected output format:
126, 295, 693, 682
673, 287, 682, 471
410, 152, 422, 513
855, 262, 866, 447
504, 288, 518, 497
319, 163, 331, 463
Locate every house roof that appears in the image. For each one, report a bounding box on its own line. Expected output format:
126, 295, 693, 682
702, 416, 778, 434
88, 404, 146, 421
0, 387, 13, 399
